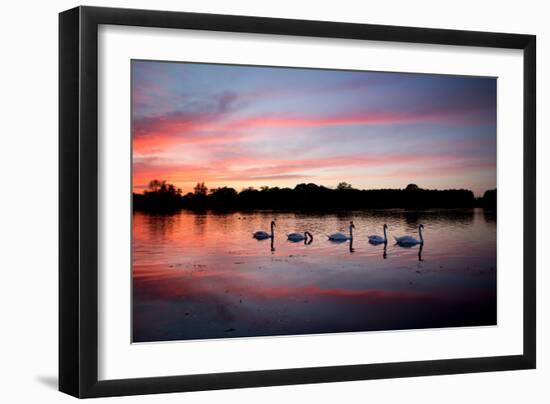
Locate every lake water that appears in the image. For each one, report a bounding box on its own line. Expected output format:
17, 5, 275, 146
132, 208, 496, 342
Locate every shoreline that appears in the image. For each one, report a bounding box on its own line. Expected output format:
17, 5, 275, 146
132, 206, 497, 215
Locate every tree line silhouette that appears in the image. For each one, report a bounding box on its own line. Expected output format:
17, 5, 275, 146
133, 180, 497, 212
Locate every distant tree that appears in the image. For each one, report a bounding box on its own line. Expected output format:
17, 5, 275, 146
148, 179, 163, 192
208, 187, 237, 208
210, 186, 237, 198
337, 182, 353, 190
135, 180, 183, 212
134, 179, 481, 212
164, 183, 181, 196
295, 183, 320, 192
482, 189, 497, 209
193, 182, 208, 196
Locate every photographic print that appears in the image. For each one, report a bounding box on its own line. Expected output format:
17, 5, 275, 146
131, 60, 497, 343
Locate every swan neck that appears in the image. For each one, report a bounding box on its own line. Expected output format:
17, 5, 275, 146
383, 226, 387, 242
271, 222, 275, 236
349, 225, 353, 239
419, 225, 424, 243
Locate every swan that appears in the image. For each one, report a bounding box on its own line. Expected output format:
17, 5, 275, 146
368, 224, 388, 244
328, 221, 355, 241
394, 224, 424, 246
253, 220, 275, 240
287, 231, 313, 242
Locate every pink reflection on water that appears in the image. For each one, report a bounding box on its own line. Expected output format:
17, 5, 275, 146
132, 209, 496, 342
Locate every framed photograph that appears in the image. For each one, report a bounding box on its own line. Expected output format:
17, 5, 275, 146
59, 6, 536, 398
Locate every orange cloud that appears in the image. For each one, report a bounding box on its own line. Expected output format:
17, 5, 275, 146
132, 150, 494, 194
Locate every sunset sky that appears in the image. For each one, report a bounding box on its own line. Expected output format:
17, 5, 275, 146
132, 60, 496, 197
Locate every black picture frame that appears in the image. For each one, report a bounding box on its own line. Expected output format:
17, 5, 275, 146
59, 5, 536, 398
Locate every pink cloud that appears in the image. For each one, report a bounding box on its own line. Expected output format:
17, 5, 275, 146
134, 110, 448, 155
133, 104, 495, 156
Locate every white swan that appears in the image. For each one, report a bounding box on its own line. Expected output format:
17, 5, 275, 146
328, 221, 355, 241
368, 224, 388, 244
287, 231, 312, 242
394, 224, 424, 246
253, 220, 275, 240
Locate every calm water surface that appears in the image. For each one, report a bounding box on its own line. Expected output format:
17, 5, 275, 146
132, 209, 496, 342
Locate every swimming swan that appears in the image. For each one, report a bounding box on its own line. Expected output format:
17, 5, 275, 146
394, 224, 424, 246
253, 220, 275, 240
368, 224, 388, 244
328, 221, 355, 241
287, 231, 313, 242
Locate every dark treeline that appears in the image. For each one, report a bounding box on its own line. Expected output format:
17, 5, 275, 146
133, 180, 497, 212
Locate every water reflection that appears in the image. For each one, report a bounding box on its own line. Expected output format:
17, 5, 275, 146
483, 209, 497, 222
327, 237, 355, 253
253, 236, 275, 253
132, 208, 496, 342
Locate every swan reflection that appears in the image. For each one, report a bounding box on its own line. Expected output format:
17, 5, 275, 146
327, 237, 354, 253
394, 236, 424, 261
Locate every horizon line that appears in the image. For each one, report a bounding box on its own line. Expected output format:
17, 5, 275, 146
134, 180, 495, 197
